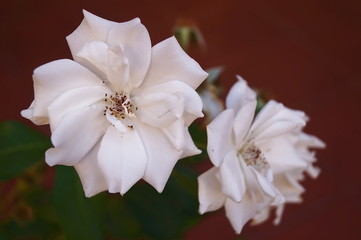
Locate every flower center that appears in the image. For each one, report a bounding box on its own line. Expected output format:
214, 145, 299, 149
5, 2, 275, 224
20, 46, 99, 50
239, 143, 269, 172
103, 92, 137, 128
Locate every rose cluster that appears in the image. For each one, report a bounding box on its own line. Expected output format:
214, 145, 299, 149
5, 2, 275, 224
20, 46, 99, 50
22, 11, 324, 234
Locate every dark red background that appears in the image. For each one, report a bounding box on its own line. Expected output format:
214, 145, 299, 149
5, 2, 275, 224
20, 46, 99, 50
1, 0, 360, 239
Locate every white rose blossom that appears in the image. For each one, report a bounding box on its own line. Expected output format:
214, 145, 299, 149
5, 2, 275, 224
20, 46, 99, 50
252, 130, 325, 225
198, 76, 324, 234
21, 10, 208, 197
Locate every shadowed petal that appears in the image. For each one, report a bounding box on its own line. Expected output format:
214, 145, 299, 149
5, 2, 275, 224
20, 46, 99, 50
219, 151, 246, 203
207, 109, 235, 167
180, 129, 201, 158
74, 142, 108, 197
198, 168, 226, 214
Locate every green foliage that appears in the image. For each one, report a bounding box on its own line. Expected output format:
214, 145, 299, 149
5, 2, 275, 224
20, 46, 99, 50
0, 121, 205, 239
0, 121, 51, 180
52, 166, 104, 240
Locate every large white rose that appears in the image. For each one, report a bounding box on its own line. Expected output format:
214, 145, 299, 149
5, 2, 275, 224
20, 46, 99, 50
21, 10, 208, 197
198, 76, 323, 234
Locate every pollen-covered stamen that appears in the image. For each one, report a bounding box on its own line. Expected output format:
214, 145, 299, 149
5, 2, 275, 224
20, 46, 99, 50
239, 143, 269, 172
103, 92, 137, 120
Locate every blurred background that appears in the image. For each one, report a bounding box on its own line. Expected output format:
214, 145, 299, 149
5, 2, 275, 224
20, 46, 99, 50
0, 0, 360, 239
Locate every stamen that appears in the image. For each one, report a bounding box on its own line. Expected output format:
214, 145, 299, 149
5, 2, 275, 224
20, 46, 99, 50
103, 92, 137, 127
239, 143, 269, 172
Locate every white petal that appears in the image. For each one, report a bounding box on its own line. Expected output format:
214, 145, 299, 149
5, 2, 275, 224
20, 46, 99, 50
219, 151, 246, 203
48, 85, 110, 132
274, 174, 304, 203
76, 41, 109, 80
307, 165, 321, 178
136, 80, 203, 126
107, 19, 151, 89
27, 59, 102, 123
74, 142, 108, 197
233, 100, 256, 147
97, 125, 147, 194
260, 136, 308, 175
207, 109, 235, 167
274, 204, 285, 225
198, 168, 226, 214
226, 76, 256, 112
225, 195, 258, 234
296, 132, 326, 149
135, 121, 183, 192
251, 207, 271, 225
105, 112, 129, 134
250, 101, 306, 141
180, 129, 201, 158
248, 167, 276, 199
21, 101, 47, 125
45, 105, 108, 166
105, 44, 130, 92
66, 10, 116, 59
134, 92, 182, 128
141, 36, 208, 90
162, 119, 186, 151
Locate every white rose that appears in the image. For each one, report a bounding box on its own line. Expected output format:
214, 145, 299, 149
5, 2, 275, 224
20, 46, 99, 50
22, 10, 208, 197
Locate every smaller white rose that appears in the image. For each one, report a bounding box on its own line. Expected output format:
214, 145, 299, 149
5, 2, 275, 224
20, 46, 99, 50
199, 76, 324, 234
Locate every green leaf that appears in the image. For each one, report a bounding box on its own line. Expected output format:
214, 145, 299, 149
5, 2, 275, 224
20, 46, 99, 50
52, 166, 103, 240
0, 121, 51, 180
123, 163, 202, 240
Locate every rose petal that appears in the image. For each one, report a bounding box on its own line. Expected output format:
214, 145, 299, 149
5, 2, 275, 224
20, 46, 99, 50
74, 142, 108, 197
162, 119, 186, 151
107, 18, 151, 89
134, 92, 182, 128
225, 195, 258, 234
207, 109, 235, 167
251, 101, 306, 141
66, 10, 116, 59
233, 100, 256, 147
198, 168, 226, 214
260, 135, 308, 175
76, 41, 109, 81
135, 120, 183, 192
136, 80, 203, 126
141, 36, 208, 90
98, 125, 147, 195
48, 85, 110, 132
180, 128, 201, 158
46, 105, 108, 166
219, 151, 246, 203
226, 76, 256, 112
22, 59, 102, 124
105, 44, 130, 92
